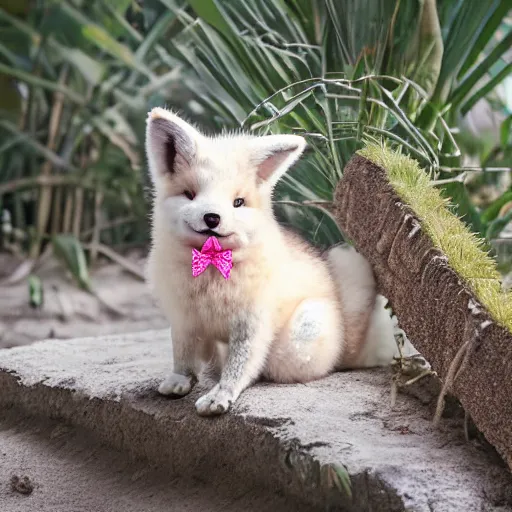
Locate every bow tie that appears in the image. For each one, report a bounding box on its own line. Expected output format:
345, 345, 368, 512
192, 236, 233, 280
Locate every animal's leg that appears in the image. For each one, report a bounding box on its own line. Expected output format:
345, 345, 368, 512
158, 329, 204, 396
195, 311, 272, 416
265, 298, 341, 383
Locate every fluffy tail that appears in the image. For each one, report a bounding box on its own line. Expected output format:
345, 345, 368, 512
326, 244, 416, 369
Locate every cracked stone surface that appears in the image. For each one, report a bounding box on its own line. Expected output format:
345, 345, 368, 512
1, 330, 511, 511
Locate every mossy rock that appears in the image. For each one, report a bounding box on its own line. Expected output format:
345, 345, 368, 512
334, 144, 512, 469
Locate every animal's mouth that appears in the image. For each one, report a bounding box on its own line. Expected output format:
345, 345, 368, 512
194, 228, 228, 238
184, 226, 240, 251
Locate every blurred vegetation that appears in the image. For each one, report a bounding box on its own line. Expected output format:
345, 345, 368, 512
0, 0, 511, 286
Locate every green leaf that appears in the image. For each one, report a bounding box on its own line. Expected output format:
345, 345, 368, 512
450, 31, 512, 109
0, 119, 80, 172
433, 0, 504, 102
0, 39, 30, 69
135, 9, 177, 61
0, 7, 104, 84
486, 209, 512, 241
461, 62, 512, 116
0, 7, 41, 44
55, 46, 106, 85
321, 463, 352, 498
500, 114, 512, 148
457, 0, 511, 79
110, 0, 133, 14
28, 274, 44, 309
51, 234, 92, 291
95, 0, 142, 42
331, 464, 352, 498
186, 0, 238, 41
482, 191, 512, 224
0, 61, 85, 105
57, 3, 151, 76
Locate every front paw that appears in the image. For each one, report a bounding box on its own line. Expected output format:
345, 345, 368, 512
158, 373, 194, 396
195, 384, 233, 416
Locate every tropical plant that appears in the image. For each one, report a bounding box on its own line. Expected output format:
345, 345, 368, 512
0, 0, 200, 284
166, 0, 512, 253
1, 0, 511, 286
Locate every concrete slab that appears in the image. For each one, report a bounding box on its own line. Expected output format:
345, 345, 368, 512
1, 330, 511, 511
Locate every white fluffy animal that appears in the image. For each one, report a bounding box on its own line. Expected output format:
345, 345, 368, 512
145, 107, 404, 416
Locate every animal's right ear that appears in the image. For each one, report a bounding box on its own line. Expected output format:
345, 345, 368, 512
145, 108, 200, 181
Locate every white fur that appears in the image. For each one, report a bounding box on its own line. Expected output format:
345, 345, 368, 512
145, 107, 402, 416
145, 107, 306, 255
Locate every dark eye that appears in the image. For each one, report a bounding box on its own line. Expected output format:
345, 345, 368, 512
233, 198, 245, 208
184, 190, 195, 200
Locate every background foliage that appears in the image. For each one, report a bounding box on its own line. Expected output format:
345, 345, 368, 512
0, 0, 511, 285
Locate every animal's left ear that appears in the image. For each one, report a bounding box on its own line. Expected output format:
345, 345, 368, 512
249, 135, 306, 187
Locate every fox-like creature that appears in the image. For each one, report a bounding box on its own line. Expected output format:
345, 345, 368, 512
145, 107, 403, 416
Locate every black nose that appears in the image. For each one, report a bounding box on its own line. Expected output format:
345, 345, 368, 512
203, 213, 220, 229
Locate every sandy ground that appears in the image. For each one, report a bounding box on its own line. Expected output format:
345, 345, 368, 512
0, 410, 308, 512
0, 252, 168, 349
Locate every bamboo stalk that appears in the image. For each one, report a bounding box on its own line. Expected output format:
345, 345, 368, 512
83, 242, 145, 281
51, 186, 62, 235
89, 189, 103, 265
62, 188, 73, 234
0, 120, 79, 172
0, 61, 84, 105
80, 215, 136, 240
0, 175, 91, 196
72, 187, 84, 238
29, 66, 69, 259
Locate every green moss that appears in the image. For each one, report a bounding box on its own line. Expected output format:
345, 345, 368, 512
358, 142, 512, 332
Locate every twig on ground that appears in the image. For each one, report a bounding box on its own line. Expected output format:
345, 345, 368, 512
83, 242, 145, 281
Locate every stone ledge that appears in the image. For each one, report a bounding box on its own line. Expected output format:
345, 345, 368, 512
1, 330, 511, 511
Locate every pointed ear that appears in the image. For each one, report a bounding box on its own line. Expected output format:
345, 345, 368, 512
145, 107, 200, 181
249, 135, 306, 187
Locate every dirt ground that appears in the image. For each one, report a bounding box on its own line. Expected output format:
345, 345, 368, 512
0, 410, 308, 512
0, 251, 168, 350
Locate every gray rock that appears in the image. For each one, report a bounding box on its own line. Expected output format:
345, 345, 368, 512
1, 330, 511, 511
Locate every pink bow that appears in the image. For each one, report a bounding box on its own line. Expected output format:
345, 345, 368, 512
192, 236, 232, 280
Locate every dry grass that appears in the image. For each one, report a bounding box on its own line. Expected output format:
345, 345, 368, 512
359, 142, 512, 332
